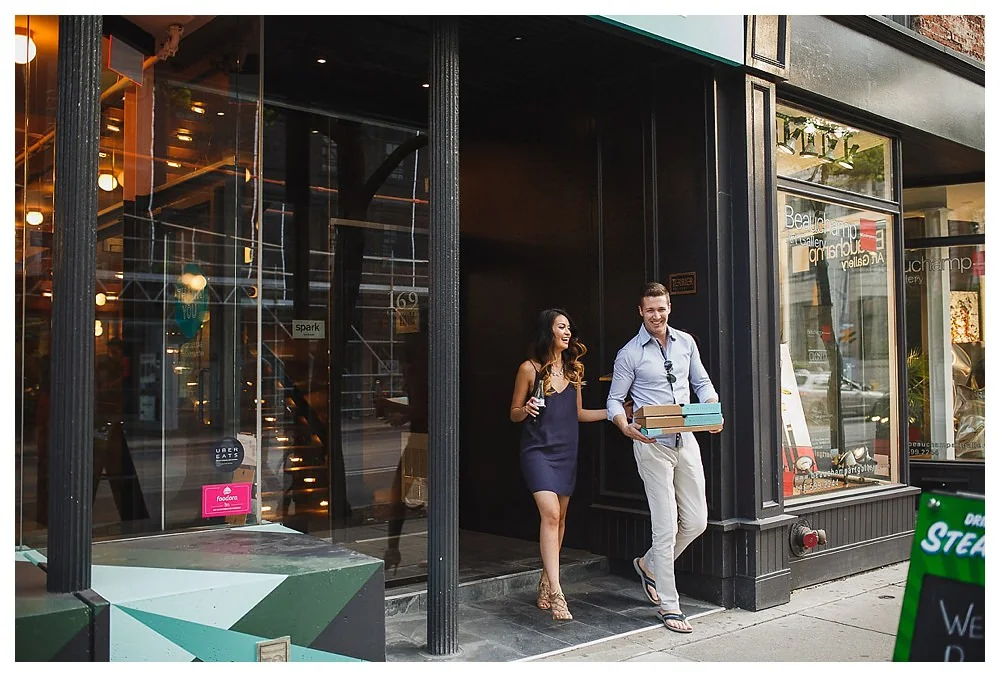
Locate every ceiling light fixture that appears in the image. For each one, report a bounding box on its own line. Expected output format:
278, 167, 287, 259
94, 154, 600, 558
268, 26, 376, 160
798, 132, 818, 159
166, 160, 182, 168
838, 141, 860, 170
190, 103, 206, 114
776, 120, 800, 155
316, 58, 326, 64
176, 129, 193, 142
98, 172, 119, 191
421, 82, 430, 88
777, 111, 860, 170
14, 26, 36, 64
25, 210, 44, 226
819, 135, 839, 164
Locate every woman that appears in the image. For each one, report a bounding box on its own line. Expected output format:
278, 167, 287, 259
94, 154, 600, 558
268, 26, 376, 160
509, 309, 606, 620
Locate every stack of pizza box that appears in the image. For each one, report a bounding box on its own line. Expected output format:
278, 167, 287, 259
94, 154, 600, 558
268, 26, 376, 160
634, 402, 724, 437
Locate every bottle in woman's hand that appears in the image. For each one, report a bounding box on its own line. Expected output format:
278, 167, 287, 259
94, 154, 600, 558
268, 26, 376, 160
530, 377, 546, 423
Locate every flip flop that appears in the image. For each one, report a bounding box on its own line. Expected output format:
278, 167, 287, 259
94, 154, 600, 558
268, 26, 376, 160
632, 557, 659, 604
656, 610, 693, 634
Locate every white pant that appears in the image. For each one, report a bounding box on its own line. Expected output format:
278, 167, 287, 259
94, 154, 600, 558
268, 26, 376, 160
633, 434, 708, 612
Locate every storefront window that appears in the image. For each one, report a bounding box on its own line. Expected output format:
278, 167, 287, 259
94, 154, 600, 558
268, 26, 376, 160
777, 191, 899, 498
15, 14, 58, 547
258, 91, 429, 583
776, 103, 893, 201
15, 16, 263, 548
902, 183, 985, 463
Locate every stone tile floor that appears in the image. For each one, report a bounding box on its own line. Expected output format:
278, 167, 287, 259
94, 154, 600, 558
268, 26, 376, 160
385, 571, 722, 662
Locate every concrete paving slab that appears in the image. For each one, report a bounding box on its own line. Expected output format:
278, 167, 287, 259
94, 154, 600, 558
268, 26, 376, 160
623, 650, 696, 661
531, 635, 657, 662
670, 613, 895, 662
803, 584, 904, 635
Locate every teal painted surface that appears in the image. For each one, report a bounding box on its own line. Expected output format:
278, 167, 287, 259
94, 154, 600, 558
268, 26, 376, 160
119, 606, 360, 662
89, 528, 381, 661
230, 562, 380, 645
594, 15, 744, 66
14, 560, 94, 661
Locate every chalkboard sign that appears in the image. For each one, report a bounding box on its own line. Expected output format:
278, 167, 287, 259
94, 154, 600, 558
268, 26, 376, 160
893, 491, 984, 662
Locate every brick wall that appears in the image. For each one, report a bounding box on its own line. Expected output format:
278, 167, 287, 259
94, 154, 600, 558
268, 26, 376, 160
911, 15, 985, 62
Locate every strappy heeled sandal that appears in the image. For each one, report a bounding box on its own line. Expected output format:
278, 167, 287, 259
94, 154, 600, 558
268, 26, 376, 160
548, 590, 573, 621
536, 574, 552, 610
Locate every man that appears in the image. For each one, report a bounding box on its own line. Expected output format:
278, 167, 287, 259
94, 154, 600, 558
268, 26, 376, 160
607, 282, 722, 633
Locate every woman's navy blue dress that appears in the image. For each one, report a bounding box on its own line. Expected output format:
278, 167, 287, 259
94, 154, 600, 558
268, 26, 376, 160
520, 371, 579, 496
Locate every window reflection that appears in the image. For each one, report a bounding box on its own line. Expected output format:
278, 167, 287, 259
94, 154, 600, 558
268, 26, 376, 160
901, 182, 985, 463
777, 192, 898, 498
15, 15, 264, 547
258, 105, 429, 580
776, 103, 893, 201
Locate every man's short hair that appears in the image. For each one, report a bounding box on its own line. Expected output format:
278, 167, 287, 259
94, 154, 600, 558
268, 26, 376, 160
640, 282, 670, 305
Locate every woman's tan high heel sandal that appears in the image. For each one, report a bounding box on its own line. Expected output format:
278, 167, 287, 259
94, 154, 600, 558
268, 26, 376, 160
536, 574, 552, 610
548, 590, 573, 621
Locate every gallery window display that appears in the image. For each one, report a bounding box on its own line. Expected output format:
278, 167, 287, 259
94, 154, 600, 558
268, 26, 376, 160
901, 183, 985, 464
775, 103, 900, 499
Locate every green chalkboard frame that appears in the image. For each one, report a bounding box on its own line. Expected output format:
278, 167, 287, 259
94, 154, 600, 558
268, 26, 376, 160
893, 490, 985, 661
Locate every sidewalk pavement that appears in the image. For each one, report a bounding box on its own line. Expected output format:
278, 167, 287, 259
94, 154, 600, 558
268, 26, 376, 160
527, 561, 910, 662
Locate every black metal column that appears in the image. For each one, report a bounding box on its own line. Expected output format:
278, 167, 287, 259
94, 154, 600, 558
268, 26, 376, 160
426, 17, 460, 656
47, 15, 102, 593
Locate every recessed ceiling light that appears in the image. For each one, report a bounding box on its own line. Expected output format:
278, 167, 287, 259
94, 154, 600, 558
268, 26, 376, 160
217, 111, 225, 116
311, 129, 318, 134
190, 104, 205, 114
421, 83, 430, 88
513, 36, 524, 41
316, 58, 326, 64
166, 161, 182, 168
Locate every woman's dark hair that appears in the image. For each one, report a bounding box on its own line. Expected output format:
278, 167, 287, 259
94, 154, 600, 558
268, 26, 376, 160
529, 308, 587, 394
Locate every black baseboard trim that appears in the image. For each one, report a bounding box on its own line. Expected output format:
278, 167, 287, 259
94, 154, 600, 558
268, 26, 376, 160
790, 531, 914, 588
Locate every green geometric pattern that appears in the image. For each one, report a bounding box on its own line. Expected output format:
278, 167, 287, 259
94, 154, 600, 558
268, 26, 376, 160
231, 562, 380, 645
118, 606, 361, 662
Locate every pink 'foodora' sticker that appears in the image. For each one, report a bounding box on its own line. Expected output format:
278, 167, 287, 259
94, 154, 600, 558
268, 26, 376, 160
202, 482, 252, 518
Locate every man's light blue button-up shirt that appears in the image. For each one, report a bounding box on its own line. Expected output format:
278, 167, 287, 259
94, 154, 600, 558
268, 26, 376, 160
606, 323, 719, 425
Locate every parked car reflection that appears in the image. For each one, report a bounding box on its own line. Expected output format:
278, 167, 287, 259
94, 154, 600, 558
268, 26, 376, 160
796, 370, 885, 422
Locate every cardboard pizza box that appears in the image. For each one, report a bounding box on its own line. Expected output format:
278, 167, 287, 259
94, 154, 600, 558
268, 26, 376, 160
640, 422, 725, 437
634, 404, 683, 418
635, 415, 685, 428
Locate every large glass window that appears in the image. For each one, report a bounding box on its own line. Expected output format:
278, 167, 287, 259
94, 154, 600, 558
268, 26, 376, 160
259, 15, 431, 583
901, 183, 985, 463
777, 190, 899, 498
15, 16, 263, 548
776, 102, 893, 201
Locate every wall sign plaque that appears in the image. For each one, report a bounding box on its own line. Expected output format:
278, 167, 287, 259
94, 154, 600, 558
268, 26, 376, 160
669, 272, 697, 296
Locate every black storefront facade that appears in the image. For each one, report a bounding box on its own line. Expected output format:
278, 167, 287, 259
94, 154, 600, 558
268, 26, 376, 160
14, 15, 984, 658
